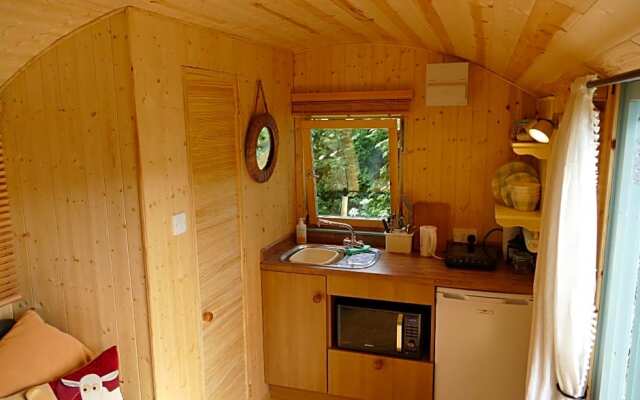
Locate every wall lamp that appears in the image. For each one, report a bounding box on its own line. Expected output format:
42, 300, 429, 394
527, 119, 555, 143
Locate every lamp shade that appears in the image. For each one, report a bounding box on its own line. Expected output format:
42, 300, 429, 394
528, 119, 554, 143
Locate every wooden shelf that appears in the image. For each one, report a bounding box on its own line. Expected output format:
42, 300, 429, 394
494, 203, 541, 232
511, 142, 550, 160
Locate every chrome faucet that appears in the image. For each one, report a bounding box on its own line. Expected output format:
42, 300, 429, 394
318, 219, 364, 248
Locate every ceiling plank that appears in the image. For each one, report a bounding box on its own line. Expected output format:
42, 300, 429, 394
431, 0, 476, 62
413, 0, 455, 54
213, 0, 313, 46
252, 2, 319, 34
286, 0, 369, 43
504, 0, 576, 81
329, 0, 397, 42
2, 0, 640, 95
486, 0, 536, 75
469, 0, 489, 66
345, 0, 421, 45
516, 0, 640, 93
137, 0, 228, 25
384, 0, 443, 52
368, 0, 429, 47
589, 39, 640, 76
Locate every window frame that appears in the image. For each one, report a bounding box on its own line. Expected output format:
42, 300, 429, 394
592, 81, 640, 399
298, 118, 400, 229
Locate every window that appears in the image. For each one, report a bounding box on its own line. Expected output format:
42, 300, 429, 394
299, 119, 399, 227
593, 81, 640, 399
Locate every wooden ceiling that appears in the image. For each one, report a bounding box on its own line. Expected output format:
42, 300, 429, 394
2, 0, 640, 95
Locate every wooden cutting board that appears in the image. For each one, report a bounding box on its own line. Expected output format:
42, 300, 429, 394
412, 202, 451, 254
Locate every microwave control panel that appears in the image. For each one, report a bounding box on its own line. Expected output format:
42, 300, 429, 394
403, 314, 422, 355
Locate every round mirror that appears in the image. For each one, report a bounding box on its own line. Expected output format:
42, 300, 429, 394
256, 127, 272, 170
245, 113, 279, 183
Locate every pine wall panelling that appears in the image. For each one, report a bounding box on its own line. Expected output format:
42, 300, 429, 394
293, 44, 537, 240
0, 6, 294, 400
128, 8, 295, 400
0, 11, 153, 400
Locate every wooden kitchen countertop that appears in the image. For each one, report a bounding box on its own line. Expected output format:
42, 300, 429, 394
261, 239, 534, 295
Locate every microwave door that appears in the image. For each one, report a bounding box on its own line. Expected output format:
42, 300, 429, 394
337, 305, 401, 355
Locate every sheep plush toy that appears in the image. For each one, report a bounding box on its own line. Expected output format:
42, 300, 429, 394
60, 370, 122, 400
27, 346, 124, 400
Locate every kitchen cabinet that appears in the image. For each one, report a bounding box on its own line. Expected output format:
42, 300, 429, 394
262, 271, 327, 393
328, 349, 433, 400
261, 239, 533, 400
327, 274, 434, 305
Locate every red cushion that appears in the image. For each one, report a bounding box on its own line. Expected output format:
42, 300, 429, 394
49, 346, 122, 400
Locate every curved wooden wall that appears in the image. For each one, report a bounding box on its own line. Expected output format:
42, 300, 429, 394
0, 10, 154, 399
0, 7, 295, 400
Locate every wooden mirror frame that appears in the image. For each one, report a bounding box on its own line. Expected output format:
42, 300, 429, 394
245, 112, 279, 183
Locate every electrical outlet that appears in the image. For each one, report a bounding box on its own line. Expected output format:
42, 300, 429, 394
453, 228, 478, 243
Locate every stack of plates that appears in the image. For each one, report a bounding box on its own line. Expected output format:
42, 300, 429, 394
509, 182, 541, 211
492, 161, 540, 211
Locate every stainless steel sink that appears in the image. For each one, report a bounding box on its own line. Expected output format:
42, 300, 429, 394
280, 244, 381, 269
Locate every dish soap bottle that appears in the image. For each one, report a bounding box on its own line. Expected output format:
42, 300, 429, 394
296, 218, 307, 244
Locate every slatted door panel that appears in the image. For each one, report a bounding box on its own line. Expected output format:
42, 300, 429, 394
0, 136, 16, 307
183, 68, 246, 400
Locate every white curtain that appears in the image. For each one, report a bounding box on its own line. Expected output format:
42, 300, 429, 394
526, 76, 599, 399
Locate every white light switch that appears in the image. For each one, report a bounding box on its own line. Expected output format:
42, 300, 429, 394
172, 212, 187, 236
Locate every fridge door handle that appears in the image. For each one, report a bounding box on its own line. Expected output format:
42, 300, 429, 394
440, 292, 530, 305
440, 292, 467, 301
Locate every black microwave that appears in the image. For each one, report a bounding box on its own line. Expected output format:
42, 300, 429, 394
334, 297, 430, 360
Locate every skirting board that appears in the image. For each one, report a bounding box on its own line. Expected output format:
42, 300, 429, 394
269, 386, 354, 400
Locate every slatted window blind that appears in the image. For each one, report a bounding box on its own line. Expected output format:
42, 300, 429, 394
0, 137, 18, 307
291, 90, 413, 115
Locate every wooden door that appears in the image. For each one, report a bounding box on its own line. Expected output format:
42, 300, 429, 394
262, 271, 327, 393
183, 68, 245, 399
328, 349, 433, 400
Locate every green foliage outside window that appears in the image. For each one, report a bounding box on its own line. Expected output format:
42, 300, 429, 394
311, 127, 391, 218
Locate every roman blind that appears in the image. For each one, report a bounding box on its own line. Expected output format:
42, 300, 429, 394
291, 90, 413, 115
0, 136, 17, 307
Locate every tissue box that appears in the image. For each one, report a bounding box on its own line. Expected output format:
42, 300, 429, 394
385, 232, 414, 254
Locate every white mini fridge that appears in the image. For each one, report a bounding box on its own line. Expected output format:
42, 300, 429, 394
434, 288, 533, 400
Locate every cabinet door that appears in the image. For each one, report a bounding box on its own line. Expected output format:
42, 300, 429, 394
263, 271, 327, 392
184, 68, 246, 399
329, 349, 433, 400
